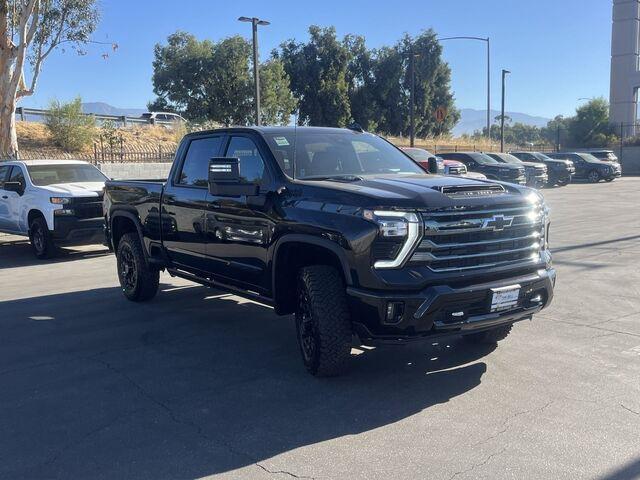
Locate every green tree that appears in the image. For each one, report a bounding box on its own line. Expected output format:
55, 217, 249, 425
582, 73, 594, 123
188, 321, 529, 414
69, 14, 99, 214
45, 97, 95, 151
567, 97, 617, 147
1, 0, 100, 159
259, 58, 297, 125
275, 26, 351, 126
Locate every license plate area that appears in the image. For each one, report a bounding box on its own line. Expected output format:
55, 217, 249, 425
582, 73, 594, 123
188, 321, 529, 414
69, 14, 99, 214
490, 284, 521, 312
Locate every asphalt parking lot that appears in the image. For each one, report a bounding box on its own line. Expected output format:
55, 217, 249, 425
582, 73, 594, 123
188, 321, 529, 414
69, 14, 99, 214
1, 179, 639, 480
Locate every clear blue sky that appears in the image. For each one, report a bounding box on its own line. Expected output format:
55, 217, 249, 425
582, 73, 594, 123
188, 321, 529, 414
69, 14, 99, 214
25, 0, 612, 119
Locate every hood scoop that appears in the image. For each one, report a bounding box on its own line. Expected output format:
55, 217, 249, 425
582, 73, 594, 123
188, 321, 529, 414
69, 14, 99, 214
432, 183, 506, 199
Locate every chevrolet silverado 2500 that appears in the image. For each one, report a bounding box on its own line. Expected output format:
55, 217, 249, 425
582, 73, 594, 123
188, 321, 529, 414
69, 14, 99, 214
104, 127, 556, 376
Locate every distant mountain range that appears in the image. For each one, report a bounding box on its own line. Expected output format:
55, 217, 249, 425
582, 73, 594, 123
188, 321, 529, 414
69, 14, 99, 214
453, 108, 550, 136
79, 103, 550, 136
81, 102, 146, 117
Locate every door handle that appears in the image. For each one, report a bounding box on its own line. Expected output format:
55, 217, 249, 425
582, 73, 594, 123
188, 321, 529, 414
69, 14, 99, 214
1, 195, 7, 199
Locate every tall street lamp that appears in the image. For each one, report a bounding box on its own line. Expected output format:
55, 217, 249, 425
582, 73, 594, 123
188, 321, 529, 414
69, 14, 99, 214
500, 69, 511, 153
438, 36, 491, 140
238, 16, 270, 126
404, 52, 420, 147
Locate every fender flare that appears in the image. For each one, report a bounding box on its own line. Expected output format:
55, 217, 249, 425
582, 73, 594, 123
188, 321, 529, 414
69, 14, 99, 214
109, 210, 148, 258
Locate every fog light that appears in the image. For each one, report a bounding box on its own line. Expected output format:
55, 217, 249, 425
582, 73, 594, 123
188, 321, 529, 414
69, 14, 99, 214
54, 208, 75, 216
385, 301, 405, 325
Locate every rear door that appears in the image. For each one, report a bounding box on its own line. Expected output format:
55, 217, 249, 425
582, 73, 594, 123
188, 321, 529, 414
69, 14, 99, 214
161, 134, 224, 271
204, 133, 276, 292
0, 165, 12, 231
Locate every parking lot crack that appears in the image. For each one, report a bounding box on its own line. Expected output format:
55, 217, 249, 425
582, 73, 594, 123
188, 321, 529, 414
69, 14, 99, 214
620, 404, 639, 416
472, 401, 554, 447
447, 448, 507, 480
256, 463, 315, 479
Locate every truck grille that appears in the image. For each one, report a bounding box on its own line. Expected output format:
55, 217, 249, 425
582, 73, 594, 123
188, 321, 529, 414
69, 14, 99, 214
71, 195, 104, 219
448, 166, 467, 175
411, 203, 544, 272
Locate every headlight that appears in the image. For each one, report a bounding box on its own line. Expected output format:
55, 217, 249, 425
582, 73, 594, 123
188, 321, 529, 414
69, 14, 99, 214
364, 210, 421, 269
50, 197, 71, 205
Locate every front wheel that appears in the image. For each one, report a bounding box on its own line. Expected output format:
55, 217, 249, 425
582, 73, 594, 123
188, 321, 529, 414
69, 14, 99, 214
463, 324, 513, 345
296, 265, 352, 377
116, 232, 159, 302
29, 216, 56, 259
605, 178, 614, 183
587, 170, 601, 183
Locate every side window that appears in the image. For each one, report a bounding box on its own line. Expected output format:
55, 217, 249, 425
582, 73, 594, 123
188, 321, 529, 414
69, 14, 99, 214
177, 136, 223, 187
0, 165, 9, 188
8, 166, 25, 186
225, 136, 266, 183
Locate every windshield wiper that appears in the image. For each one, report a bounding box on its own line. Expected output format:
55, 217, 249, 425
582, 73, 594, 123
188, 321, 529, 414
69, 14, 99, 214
302, 175, 364, 182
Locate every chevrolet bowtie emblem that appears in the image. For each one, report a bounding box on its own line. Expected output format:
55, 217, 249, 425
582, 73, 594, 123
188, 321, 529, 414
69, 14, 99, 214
483, 214, 514, 231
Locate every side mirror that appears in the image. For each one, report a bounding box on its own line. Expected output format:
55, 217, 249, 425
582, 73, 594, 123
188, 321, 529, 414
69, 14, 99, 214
426, 157, 442, 174
3, 181, 24, 195
208, 157, 259, 197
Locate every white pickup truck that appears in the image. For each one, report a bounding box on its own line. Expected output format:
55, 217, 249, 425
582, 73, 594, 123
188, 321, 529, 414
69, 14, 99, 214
0, 160, 107, 258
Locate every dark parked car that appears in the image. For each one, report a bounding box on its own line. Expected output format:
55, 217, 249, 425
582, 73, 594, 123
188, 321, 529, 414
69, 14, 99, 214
399, 147, 444, 174
104, 127, 555, 376
510, 151, 575, 187
586, 150, 619, 163
486, 152, 548, 188
546, 152, 622, 183
438, 152, 527, 185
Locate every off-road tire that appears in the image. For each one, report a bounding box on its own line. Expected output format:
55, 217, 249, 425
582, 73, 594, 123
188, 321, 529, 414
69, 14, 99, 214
463, 324, 513, 345
587, 170, 601, 183
29, 216, 56, 259
116, 232, 159, 302
295, 265, 352, 377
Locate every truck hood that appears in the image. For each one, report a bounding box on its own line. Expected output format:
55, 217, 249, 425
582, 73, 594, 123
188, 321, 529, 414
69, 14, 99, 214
36, 182, 105, 196
298, 174, 533, 209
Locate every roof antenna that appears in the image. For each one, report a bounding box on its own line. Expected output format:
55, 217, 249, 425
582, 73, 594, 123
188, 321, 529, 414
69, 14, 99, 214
347, 122, 364, 133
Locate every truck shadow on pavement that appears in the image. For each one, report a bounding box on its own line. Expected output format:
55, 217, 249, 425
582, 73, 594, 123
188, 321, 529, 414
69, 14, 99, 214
0, 283, 493, 479
0, 238, 111, 268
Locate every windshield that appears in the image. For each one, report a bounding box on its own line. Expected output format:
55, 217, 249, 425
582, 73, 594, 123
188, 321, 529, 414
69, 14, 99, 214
532, 152, 552, 161
491, 153, 521, 164
263, 131, 424, 179
471, 153, 499, 165
402, 148, 433, 161
27, 164, 108, 186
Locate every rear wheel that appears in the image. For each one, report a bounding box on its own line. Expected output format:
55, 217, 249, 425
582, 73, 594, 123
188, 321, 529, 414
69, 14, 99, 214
463, 324, 513, 345
29, 216, 56, 259
295, 265, 352, 377
116, 232, 159, 301
587, 170, 601, 183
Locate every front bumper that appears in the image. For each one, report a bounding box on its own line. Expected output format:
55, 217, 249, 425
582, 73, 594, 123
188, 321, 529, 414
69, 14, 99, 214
526, 173, 549, 187
52, 217, 105, 245
347, 267, 556, 344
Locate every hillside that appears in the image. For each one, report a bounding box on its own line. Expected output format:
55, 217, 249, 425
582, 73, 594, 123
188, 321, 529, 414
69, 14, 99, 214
453, 109, 550, 136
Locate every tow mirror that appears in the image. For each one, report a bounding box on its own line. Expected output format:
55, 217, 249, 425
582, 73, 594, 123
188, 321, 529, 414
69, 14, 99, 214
3, 181, 24, 195
208, 157, 259, 197
427, 157, 440, 174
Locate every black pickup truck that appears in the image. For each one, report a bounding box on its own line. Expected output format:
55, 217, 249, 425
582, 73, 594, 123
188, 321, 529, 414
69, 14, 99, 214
104, 126, 555, 376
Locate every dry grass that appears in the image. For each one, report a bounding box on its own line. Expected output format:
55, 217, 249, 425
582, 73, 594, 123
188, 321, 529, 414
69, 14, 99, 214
16, 121, 179, 160
387, 135, 503, 153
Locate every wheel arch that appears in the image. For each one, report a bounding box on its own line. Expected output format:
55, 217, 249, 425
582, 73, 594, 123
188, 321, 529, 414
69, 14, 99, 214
272, 235, 353, 315
110, 211, 146, 256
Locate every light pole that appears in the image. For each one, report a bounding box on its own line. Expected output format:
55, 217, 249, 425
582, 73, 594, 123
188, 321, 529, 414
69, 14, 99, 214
438, 36, 490, 140
404, 52, 420, 147
238, 16, 270, 126
500, 69, 510, 153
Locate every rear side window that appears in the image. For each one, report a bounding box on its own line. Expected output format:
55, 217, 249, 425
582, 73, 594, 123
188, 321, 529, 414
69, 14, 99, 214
225, 136, 266, 183
178, 136, 223, 187
0, 165, 9, 188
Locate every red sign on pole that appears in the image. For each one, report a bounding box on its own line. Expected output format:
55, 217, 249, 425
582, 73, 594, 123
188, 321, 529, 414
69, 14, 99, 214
435, 106, 447, 123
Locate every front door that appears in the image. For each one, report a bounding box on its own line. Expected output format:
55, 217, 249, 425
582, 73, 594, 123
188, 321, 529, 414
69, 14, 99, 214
204, 134, 277, 293
2, 166, 27, 233
161, 135, 224, 272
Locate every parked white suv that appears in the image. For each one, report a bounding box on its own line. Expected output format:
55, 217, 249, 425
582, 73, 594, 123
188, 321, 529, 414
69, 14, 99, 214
0, 160, 107, 258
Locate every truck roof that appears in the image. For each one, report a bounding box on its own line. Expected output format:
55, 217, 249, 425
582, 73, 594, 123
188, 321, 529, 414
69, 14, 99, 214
5, 159, 92, 166
185, 126, 363, 138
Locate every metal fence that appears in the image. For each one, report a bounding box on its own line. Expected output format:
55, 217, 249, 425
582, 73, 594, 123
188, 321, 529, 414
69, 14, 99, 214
15, 107, 178, 128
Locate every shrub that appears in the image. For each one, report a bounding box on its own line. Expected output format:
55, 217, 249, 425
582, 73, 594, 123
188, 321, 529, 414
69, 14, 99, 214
45, 97, 96, 151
